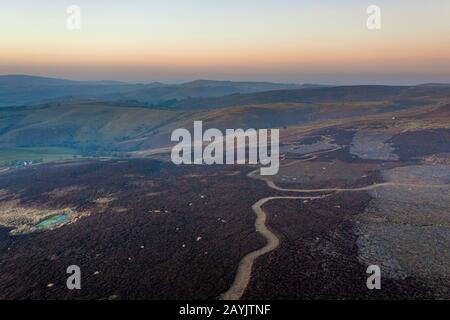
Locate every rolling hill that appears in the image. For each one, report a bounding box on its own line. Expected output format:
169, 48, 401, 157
171, 85, 450, 109
0, 75, 311, 107
1, 83, 448, 153
0, 75, 139, 107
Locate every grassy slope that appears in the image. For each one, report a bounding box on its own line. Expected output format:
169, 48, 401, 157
0, 147, 80, 166
0, 86, 447, 153
0, 102, 188, 149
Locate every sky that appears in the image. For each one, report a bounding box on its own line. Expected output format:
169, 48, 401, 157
1, 0, 450, 84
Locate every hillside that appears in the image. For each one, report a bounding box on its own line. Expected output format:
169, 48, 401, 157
0, 83, 447, 153
0, 75, 140, 107
0, 75, 310, 107
171, 85, 450, 109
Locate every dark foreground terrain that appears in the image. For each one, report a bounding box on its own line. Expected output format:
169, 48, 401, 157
0, 160, 270, 299
0, 83, 449, 300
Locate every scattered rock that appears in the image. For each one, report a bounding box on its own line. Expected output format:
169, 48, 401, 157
48, 254, 59, 261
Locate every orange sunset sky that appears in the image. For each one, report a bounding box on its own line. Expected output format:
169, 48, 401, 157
1, 0, 450, 84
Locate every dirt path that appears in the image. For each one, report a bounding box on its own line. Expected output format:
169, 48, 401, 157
221, 147, 338, 300
221, 194, 331, 300
222, 147, 449, 300
250, 171, 448, 193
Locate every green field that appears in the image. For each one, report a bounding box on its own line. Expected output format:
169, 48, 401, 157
0, 147, 81, 166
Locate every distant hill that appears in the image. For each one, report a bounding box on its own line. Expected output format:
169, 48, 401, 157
170, 85, 450, 109
99, 80, 319, 106
0, 75, 139, 107
417, 83, 450, 87
171, 85, 422, 109
0, 75, 315, 107
0, 83, 447, 152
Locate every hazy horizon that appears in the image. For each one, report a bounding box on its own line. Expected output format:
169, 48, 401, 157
2, 72, 450, 86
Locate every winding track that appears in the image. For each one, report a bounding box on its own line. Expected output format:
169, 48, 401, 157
221, 147, 448, 300
250, 170, 448, 193
221, 193, 331, 300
